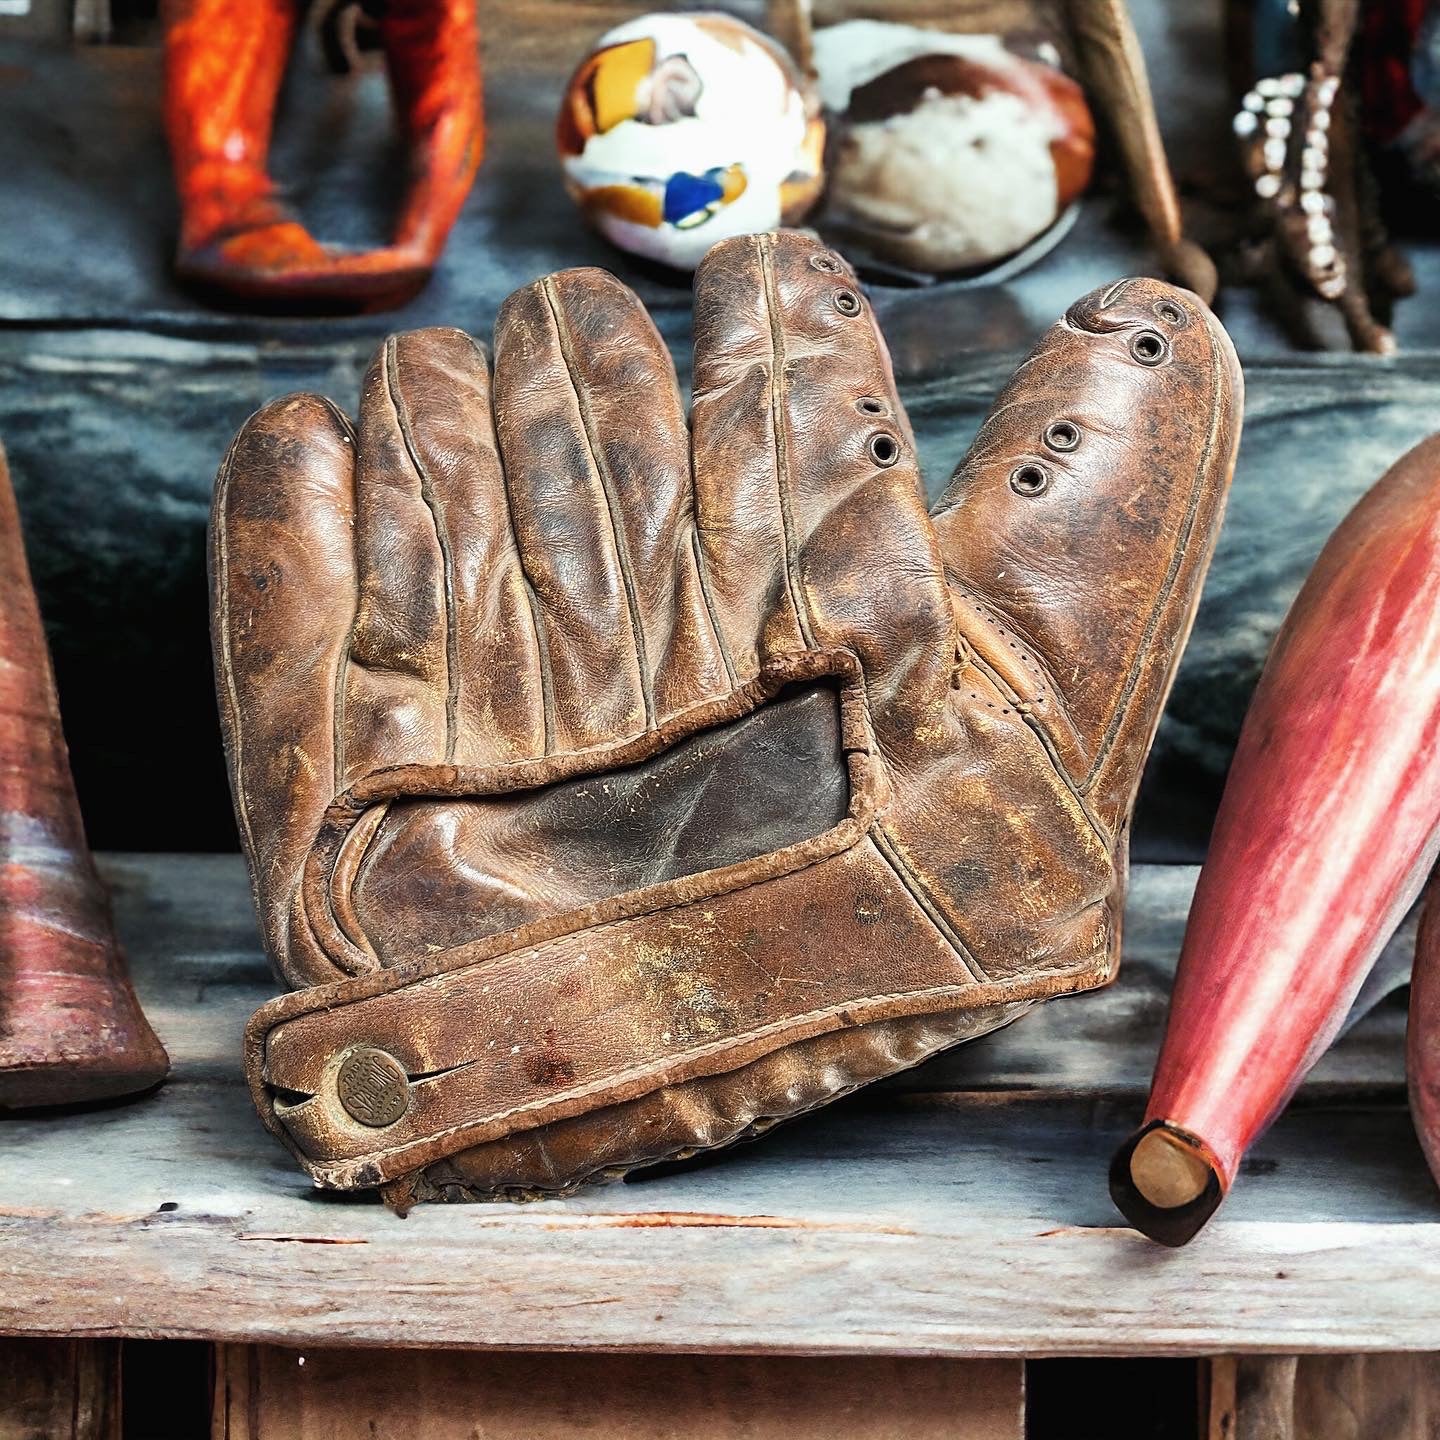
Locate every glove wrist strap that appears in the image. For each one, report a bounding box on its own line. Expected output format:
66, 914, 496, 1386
246, 821, 998, 1190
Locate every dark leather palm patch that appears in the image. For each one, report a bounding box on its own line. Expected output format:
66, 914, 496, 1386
349, 684, 850, 963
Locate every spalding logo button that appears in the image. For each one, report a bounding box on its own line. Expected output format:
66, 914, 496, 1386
335, 1046, 409, 1128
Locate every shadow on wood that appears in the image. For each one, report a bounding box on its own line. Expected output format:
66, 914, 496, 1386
0, 1338, 120, 1440
210, 1348, 1023, 1439
1212, 1353, 1440, 1439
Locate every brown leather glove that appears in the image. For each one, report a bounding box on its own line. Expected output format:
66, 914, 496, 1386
210, 232, 1241, 1202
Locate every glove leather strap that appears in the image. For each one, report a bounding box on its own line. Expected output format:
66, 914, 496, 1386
246, 820, 1003, 1190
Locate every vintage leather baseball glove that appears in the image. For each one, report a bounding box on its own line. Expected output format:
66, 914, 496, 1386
211, 232, 1241, 1203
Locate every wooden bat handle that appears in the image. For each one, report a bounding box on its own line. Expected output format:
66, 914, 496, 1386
1110, 1122, 1224, 1247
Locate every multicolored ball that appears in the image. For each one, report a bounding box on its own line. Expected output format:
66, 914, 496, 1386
557, 12, 825, 271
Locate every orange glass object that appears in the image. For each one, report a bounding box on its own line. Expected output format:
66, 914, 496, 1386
162, 0, 483, 312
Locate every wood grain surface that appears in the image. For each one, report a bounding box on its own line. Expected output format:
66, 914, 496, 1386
210, 1348, 1023, 1439
1213, 1352, 1440, 1440
0, 855, 1434, 1357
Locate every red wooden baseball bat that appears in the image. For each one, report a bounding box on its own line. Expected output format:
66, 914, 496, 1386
0, 443, 169, 1107
1112, 432, 1440, 1244
1410, 880, 1440, 1189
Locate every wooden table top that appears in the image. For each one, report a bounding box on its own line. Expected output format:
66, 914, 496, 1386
1, 854, 1434, 1357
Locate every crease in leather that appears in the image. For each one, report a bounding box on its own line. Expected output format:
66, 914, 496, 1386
953, 624, 1108, 848
953, 588, 1077, 743
540, 274, 655, 729
384, 1001, 1036, 1206
386, 336, 461, 762
330, 801, 387, 969
300, 649, 873, 976
760, 232, 816, 648
868, 821, 986, 978
689, 524, 738, 687
488, 346, 558, 759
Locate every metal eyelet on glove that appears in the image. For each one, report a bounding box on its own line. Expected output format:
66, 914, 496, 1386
869, 433, 901, 468
856, 396, 888, 417
1010, 462, 1049, 496
833, 289, 862, 316
1152, 299, 1188, 327
1044, 420, 1081, 453
1129, 330, 1170, 366
810, 253, 843, 274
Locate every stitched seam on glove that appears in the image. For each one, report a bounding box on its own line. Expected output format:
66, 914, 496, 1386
1078, 314, 1226, 796
760, 231, 817, 649
386, 335, 461, 761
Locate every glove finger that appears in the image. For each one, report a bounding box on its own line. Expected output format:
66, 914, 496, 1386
344, 329, 505, 781
350, 328, 548, 775
930, 276, 1241, 822
492, 268, 728, 752
690, 231, 952, 699
210, 393, 357, 981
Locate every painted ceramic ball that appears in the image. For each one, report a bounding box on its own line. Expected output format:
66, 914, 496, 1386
813, 21, 1095, 276
557, 12, 825, 271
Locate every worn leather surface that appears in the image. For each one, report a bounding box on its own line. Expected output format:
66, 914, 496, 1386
211, 231, 1242, 1199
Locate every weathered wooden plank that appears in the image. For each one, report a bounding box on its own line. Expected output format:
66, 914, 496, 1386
0, 1338, 121, 1440
209, 1348, 1024, 1439
1205, 1356, 1237, 1440
0, 855, 1434, 1357
4, 1136, 1440, 1356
